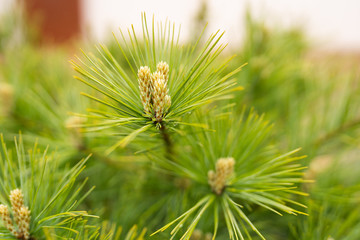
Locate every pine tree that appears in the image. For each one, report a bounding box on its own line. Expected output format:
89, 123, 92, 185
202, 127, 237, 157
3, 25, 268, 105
1, 6, 360, 240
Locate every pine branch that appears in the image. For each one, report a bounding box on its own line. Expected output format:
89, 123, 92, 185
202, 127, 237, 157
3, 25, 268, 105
159, 123, 174, 161
0, 134, 98, 239
151, 107, 308, 239
314, 117, 360, 147
72, 13, 244, 152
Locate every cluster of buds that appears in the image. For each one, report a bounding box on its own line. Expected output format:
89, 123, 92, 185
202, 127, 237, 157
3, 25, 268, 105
208, 157, 235, 195
0, 82, 14, 117
0, 189, 31, 239
65, 116, 86, 150
138, 61, 171, 122
190, 229, 213, 240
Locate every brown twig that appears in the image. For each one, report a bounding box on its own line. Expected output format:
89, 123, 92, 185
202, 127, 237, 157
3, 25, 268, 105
159, 123, 174, 161
314, 117, 360, 147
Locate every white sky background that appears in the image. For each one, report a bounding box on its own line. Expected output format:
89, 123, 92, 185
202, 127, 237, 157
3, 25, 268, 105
1, 0, 360, 51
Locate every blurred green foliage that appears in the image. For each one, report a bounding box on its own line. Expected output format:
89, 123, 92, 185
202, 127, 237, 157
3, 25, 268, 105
0, 4, 359, 240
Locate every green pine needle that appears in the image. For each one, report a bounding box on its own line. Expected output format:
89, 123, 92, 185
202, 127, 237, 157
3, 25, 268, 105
72, 13, 244, 150
151, 107, 308, 239
0, 134, 97, 239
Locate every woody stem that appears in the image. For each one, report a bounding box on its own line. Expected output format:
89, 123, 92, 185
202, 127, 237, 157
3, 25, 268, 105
159, 123, 174, 161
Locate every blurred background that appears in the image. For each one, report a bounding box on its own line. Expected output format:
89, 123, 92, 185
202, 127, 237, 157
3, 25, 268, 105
0, 0, 360, 51
1, 0, 360, 239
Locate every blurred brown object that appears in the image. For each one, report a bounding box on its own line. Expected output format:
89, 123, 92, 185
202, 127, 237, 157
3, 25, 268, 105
24, 0, 82, 44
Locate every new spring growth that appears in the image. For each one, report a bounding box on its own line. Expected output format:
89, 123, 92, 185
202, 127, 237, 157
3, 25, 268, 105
190, 229, 213, 240
208, 157, 235, 195
65, 116, 86, 150
0, 205, 17, 238
138, 61, 171, 122
0, 189, 31, 239
0, 82, 14, 116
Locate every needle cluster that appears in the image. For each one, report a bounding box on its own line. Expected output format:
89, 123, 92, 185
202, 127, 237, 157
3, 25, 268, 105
208, 157, 235, 195
138, 61, 171, 122
0, 189, 31, 240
